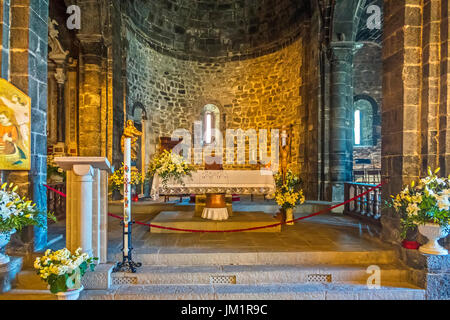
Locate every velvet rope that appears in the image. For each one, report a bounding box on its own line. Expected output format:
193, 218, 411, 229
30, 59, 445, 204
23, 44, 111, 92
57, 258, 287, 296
44, 182, 385, 233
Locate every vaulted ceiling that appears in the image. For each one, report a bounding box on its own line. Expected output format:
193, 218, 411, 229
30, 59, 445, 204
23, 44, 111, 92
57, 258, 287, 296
123, 0, 312, 60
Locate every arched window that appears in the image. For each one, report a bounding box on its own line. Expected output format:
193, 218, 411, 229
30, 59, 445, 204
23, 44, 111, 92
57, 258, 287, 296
202, 104, 220, 145
354, 96, 377, 146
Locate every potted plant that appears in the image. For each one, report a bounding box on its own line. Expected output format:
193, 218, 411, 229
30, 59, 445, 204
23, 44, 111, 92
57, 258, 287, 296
388, 167, 450, 255
274, 170, 305, 225
34, 247, 98, 300
0, 183, 55, 265
109, 163, 144, 200
146, 150, 194, 187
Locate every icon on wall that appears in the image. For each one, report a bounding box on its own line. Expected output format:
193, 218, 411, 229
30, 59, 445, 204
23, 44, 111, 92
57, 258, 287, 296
0, 79, 31, 170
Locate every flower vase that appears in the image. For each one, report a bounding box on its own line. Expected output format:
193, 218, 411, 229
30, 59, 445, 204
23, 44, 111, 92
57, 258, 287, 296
0, 233, 11, 265
285, 208, 295, 226
418, 223, 449, 255
55, 285, 84, 300
0, 231, 15, 265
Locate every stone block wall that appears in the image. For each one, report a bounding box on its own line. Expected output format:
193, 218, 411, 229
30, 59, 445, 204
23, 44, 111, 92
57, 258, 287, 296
124, 0, 308, 61
353, 43, 382, 170
4, 0, 49, 251
126, 26, 303, 173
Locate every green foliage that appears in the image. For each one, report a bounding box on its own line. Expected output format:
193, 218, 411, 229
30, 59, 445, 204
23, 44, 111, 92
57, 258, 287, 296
387, 167, 450, 239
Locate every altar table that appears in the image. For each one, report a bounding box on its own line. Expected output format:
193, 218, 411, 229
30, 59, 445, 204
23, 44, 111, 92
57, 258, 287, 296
151, 170, 276, 221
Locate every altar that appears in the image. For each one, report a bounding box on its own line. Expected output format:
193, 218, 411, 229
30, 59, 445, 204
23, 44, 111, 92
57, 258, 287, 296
151, 170, 276, 221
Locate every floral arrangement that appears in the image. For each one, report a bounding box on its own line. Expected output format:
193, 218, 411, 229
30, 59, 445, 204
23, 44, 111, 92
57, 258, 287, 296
0, 183, 55, 234
47, 155, 65, 182
274, 170, 305, 210
34, 248, 98, 294
146, 150, 194, 186
110, 164, 144, 192
388, 167, 450, 239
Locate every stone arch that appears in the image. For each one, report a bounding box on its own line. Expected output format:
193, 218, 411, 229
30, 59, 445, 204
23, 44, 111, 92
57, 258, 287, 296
193, 98, 228, 133
354, 94, 380, 146
331, 0, 367, 42
131, 101, 148, 124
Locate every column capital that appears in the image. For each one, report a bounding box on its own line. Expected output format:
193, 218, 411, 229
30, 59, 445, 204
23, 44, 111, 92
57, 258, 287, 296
73, 164, 94, 179
328, 41, 363, 62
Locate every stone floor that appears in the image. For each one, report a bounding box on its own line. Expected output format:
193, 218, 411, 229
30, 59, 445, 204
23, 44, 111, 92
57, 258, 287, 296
2, 197, 427, 300
49, 196, 388, 255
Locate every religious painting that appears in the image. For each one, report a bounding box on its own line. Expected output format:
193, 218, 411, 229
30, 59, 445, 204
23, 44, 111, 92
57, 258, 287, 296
0, 78, 31, 170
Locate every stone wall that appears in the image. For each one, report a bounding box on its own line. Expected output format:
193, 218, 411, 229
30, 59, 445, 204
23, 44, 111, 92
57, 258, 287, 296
6, 0, 49, 251
126, 24, 303, 172
353, 43, 382, 170
124, 0, 309, 61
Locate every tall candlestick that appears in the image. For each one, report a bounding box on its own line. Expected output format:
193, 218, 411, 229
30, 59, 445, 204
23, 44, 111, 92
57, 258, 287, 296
123, 137, 131, 256
113, 135, 141, 273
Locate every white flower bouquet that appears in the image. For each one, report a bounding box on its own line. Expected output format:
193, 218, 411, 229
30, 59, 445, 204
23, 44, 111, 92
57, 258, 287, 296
0, 182, 54, 234
146, 150, 194, 186
34, 248, 98, 294
388, 167, 450, 239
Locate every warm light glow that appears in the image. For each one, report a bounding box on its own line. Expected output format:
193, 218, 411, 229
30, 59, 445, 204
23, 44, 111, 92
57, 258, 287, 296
354, 110, 361, 145
205, 113, 212, 144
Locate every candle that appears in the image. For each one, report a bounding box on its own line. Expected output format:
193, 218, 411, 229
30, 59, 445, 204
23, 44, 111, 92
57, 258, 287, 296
281, 130, 287, 147
123, 137, 132, 257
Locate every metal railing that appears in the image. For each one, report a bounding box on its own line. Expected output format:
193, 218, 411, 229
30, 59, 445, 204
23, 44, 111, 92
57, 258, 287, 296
46, 183, 66, 221
344, 182, 381, 226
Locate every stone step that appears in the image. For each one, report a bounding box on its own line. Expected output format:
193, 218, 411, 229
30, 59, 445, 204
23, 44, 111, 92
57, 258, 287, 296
110, 264, 411, 285
109, 250, 398, 266
0, 289, 56, 300
79, 283, 426, 300
15, 270, 47, 290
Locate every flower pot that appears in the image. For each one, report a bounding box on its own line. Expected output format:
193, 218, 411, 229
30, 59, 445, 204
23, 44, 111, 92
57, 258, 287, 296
402, 240, 420, 250
0, 230, 15, 265
55, 285, 84, 300
285, 208, 295, 226
418, 223, 449, 255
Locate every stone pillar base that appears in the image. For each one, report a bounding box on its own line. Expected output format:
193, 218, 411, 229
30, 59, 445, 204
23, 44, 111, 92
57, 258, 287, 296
0, 257, 23, 293
81, 263, 114, 290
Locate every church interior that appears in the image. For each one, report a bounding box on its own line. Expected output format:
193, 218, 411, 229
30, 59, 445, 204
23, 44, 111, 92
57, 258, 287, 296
0, 0, 449, 301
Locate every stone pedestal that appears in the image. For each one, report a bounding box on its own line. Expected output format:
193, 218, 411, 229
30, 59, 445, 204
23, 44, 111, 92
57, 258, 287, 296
194, 194, 233, 217
55, 157, 112, 263
0, 257, 22, 293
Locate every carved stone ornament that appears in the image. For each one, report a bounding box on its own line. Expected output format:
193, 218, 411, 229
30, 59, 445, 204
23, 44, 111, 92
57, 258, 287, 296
48, 19, 69, 65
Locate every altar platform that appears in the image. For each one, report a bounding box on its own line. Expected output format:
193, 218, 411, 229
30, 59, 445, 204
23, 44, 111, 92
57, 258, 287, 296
150, 211, 281, 233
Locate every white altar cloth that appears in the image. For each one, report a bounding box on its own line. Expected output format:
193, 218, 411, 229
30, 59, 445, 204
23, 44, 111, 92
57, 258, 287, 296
151, 170, 276, 199
201, 207, 229, 221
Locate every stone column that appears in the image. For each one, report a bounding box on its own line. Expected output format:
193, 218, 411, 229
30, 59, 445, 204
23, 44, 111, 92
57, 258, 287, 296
67, 165, 94, 255
328, 42, 359, 202
77, 37, 105, 157
55, 157, 112, 259
8, 0, 49, 252
382, 0, 450, 299
54, 67, 66, 143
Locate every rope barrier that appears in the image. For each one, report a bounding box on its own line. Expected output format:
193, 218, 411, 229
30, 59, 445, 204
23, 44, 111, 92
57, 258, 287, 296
44, 182, 385, 233
43, 184, 67, 198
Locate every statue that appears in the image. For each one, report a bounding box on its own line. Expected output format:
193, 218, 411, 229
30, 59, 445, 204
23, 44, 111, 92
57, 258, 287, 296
280, 125, 292, 184
121, 120, 142, 161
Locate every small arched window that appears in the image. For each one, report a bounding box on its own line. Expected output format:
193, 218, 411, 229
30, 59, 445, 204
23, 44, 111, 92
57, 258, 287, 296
354, 96, 377, 146
202, 104, 220, 145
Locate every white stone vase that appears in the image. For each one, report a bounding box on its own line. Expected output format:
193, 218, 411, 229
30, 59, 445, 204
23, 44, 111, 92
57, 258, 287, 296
0, 230, 14, 265
55, 285, 84, 301
418, 223, 449, 255
285, 208, 295, 226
